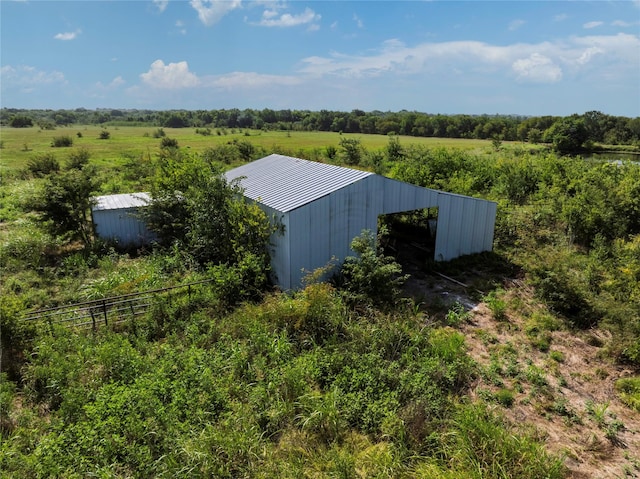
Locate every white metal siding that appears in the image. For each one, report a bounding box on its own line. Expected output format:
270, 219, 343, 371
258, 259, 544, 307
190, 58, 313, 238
249, 202, 292, 290
375, 177, 496, 262
259, 172, 497, 289
284, 180, 384, 289
92, 208, 155, 247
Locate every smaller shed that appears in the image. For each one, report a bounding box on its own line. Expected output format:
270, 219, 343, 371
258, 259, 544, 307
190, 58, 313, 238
92, 193, 156, 247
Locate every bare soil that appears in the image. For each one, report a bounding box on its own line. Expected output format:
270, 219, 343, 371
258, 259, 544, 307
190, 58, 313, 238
405, 271, 640, 478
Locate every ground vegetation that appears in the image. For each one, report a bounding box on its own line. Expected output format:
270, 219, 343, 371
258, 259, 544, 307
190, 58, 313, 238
1, 126, 640, 477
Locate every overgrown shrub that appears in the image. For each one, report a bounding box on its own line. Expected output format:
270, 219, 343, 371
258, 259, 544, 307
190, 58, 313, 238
615, 377, 640, 412
66, 148, 90, 170
160, 137, 178, 149
51, 135, 73, 147
441, 402, 566, 478
26, 153, 60, 177
0, 294, 38, 381
0, 373, 16, 437
336, 229, 408, 308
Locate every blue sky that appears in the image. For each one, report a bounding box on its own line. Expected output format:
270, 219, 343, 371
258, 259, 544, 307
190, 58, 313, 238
2, 1, 639, 116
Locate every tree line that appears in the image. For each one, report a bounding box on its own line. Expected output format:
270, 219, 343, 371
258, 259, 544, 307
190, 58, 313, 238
3, 107, 640, 149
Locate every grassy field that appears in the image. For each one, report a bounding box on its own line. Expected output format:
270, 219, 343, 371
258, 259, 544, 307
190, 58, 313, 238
0, 125, 495, 173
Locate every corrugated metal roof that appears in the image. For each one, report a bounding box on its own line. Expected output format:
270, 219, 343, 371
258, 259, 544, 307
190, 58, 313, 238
225, 154, 373, 212
92, 192, 151, 211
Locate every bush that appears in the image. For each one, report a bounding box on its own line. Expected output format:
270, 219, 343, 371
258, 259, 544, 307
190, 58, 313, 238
66, 148, 90, 170
494, 388, 515, 407
51, 135, 73, 147
615, 377, 640, 412
160, 137, 178, 149
0, 221, 58, 270
484, 289, 507, 321
152, 128, 166, 138
98, 130, 110, 140
336, 229, 408, 308
0, 294, 38, 381
26, 153, 60, 177
443, 402, 565, 478
9, 115, 33, 128
195, 127, 212, 136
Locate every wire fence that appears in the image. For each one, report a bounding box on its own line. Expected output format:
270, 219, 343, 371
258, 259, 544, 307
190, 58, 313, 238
22, 279, 215, 332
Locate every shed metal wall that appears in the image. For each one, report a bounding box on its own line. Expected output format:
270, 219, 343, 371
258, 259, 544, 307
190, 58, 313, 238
375, 176, 496, 261
231, 156, 497, 289
258, 204, 292, 290
249, 171, 497, 290
283, 178, 385, 289
92, 207, 155, 247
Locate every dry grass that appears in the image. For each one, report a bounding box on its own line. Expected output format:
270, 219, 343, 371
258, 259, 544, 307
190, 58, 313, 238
459, 285, 640, 479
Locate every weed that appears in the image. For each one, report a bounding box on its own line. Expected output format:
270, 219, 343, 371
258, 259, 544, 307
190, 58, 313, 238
615, 377, 640, 412
445, 302, 470, 327
525, 364, 548, 387
586, 400, 610, 426
494, 388, 515, 407
549, 350, 565, 362
484, 289, 507, 321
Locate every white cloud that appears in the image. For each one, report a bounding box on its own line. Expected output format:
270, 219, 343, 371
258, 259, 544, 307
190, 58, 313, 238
262, 9, 278, 19
153, 0, 169, 13
96, 76, 125, 90
583, 21, 604, 29
176, 20, 187, 34
298, 39, 513, 79
554, 14, 568, 22
512, 53, 562, 83
612, 20, 640, 27
140, 60, 200, 89
109, 76, 125, 88
569, 33, 640, 66
54, 29, 81, 41
1, 65, 66, 86
353, 14, 363, 29
574, 46, 604, 65
508, 19, 525, 31
257, 7, 320, 27
210, 71, 301, 89
190, 0, 242, 26
296, 33, 639, 85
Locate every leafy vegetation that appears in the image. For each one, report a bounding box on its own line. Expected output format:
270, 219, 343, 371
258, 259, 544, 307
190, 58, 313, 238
3, 108, 639, 151
2, 123, 640, 477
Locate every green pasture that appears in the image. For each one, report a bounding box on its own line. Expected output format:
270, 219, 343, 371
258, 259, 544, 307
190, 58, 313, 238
1, 125, 495, 173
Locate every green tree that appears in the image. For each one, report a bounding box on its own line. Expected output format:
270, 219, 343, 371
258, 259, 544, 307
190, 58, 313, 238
339, 137, 363, 166
386, 134, 404, 162
528, 128, 543, 144
36, 162, 99, 246
145, 152, 274, 269
9, 115, 33, 128
337, 229, 408, 308
547, 117, 589, 154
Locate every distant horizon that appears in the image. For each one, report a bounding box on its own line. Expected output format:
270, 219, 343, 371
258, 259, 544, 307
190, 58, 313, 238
3, 106, 635, 120
2, 1, 639, 117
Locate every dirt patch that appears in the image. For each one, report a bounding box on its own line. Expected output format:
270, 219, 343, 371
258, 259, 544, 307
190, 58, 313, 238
405, 271, 640, 478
